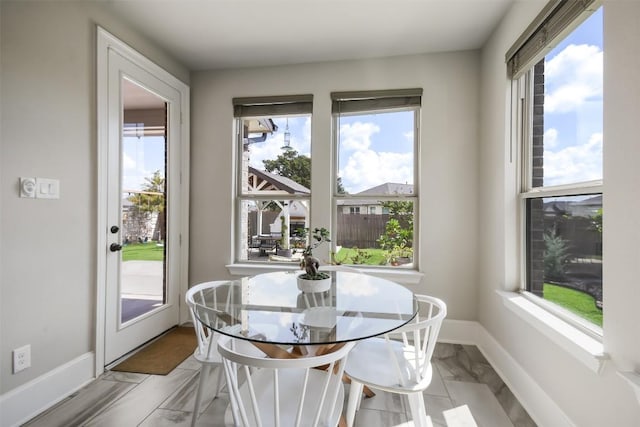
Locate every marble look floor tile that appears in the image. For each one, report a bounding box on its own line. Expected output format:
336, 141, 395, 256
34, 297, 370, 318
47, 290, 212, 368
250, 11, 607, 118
423, 394, 456, 427
354, 388, 407, 414
425, 363, 449, 397
443, 404, 479, 427
23, 379, 136, 427
176, 354, 201, 371
138, 408, 192, 427
101, 370, 149, 384
84, 368, 195, 426
160, 366, 221, 417
353, 408, 410, 427
444, 381, 513, 427
22, 343, 535, 427
495, 386, 537, 427
195, 392, 231, 427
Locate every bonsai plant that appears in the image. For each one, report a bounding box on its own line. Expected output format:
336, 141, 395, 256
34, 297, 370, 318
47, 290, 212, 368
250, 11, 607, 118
299, 227, 331, 281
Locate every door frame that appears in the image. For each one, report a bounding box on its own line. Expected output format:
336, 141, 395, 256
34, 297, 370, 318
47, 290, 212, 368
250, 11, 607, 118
96, 27, 190, 376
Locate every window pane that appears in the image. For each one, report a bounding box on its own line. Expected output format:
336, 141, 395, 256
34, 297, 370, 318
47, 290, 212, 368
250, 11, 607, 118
337, 110, 414, 194
239, 199, 309, 262
526, 195, 602, 326
240, 115, 311, 194
534, 9, 603, 187
334, 200, 414, 267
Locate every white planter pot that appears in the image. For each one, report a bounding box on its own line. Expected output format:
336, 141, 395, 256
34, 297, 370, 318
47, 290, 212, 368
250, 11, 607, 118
296, 276, 331, 293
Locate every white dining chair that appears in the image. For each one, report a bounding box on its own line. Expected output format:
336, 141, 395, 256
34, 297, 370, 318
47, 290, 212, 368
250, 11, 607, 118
218, 335, 355, 427
185, 281, 263, 427
344, 295, 447, 427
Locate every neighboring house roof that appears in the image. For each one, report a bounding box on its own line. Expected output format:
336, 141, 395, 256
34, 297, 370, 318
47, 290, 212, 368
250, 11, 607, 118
355, 182, 414, 196
248, 166, 310, 195
338, 182, 414, 206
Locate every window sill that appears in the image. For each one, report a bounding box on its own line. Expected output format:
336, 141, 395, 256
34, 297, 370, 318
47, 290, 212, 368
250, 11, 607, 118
226, 263, 423, 286
497, 290, 608, 374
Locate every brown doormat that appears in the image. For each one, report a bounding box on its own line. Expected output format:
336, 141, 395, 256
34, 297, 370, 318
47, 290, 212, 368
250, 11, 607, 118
111, 326, 197, 375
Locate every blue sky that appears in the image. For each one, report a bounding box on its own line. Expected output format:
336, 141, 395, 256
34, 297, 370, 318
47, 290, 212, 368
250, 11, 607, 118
542, 7, 603, 186
247, 111, 414, 194
122, 135, 166, 191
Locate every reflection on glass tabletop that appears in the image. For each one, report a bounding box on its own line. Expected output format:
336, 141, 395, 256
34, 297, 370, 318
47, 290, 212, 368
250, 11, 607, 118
192, 270, 417, 346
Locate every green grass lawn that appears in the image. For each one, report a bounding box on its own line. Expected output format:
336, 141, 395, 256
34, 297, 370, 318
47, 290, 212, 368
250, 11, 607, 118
333, 247, 388, 266
543, 283, 602, 326
122, 242, 165, 262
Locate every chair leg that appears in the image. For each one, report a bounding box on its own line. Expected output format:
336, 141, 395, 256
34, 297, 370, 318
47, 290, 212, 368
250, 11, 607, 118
407, 392, 428, 427
191, 364, 211, 427
346, 381, 364, 427
213, 365, 224, 397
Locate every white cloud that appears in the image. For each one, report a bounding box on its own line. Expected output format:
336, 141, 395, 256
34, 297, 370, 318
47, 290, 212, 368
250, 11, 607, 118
544, 128, 558, 149
339, 121, 379, 152
404, 131, 413, 144
544, 132, 602, 186
122, 149, 152, 190
337, 121, 412, 193
545, 44, 602, 113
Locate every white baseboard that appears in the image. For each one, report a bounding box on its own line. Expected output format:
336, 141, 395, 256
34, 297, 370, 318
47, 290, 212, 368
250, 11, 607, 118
0, 352, 96, 427
440, 319, 575, 427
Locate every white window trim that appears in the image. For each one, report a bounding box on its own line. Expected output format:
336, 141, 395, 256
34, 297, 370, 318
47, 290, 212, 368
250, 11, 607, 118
226, 262, 424, 286
498, 290, 608, 374
515, 68, 603, 340
508, 24, 606, 371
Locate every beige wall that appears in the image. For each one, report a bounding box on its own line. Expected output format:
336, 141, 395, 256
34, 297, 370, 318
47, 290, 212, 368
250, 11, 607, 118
478, 1, 640, 425
0, 1, 188, 394
190, 51, 481, 321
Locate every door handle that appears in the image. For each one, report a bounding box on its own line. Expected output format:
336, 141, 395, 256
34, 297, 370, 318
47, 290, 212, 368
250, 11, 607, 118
110, 243, 122, 252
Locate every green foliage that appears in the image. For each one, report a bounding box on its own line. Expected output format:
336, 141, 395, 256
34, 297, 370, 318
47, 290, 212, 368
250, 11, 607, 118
333, 248, 387, 266
302, 227, 331, 257
543, 283, 602, 326
128, 170, 165, 213
377, 201, 414, 251
543, 231, 570, 280
590, 208, 603, 233
263, 148, 311, 189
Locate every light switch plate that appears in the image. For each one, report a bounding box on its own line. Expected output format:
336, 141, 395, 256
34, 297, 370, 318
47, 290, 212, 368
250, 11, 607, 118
36, 178, 60, 199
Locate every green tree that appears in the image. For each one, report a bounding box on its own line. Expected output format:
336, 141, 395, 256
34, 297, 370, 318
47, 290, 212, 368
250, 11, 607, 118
262, 147, 346, 193
128, 170, 166, 240
543, 230, 570, 281
263, 148, 311, 189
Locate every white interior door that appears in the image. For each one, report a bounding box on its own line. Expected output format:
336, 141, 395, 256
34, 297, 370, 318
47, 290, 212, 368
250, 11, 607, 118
101, 43, 186, 366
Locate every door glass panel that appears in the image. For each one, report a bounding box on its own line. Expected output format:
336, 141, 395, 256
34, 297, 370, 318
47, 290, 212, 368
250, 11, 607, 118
120, 78, 167, 324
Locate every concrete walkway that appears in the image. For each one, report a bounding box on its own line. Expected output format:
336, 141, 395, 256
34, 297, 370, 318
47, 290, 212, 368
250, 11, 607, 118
121, 260, 164, 300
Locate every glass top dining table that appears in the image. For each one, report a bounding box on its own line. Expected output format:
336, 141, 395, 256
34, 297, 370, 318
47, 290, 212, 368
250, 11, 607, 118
191, 270, 417, 346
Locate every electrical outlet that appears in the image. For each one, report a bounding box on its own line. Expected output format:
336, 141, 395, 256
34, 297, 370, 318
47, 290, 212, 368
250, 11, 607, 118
13, 344, 31, 373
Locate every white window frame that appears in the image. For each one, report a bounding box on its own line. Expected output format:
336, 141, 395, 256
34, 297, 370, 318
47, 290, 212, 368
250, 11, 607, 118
331, 89, 421, 271
512, 10, 603, 340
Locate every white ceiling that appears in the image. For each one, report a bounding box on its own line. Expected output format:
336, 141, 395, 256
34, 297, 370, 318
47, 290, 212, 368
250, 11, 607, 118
104, 0, 515, 71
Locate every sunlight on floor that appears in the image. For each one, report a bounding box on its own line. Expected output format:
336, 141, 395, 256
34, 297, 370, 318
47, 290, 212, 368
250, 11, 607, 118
443, 404, 478, 426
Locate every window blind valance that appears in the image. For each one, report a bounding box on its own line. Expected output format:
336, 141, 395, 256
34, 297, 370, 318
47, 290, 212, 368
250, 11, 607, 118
233, 94, 313, 117
331, 88, 422, 115
506, 0, 599, 79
